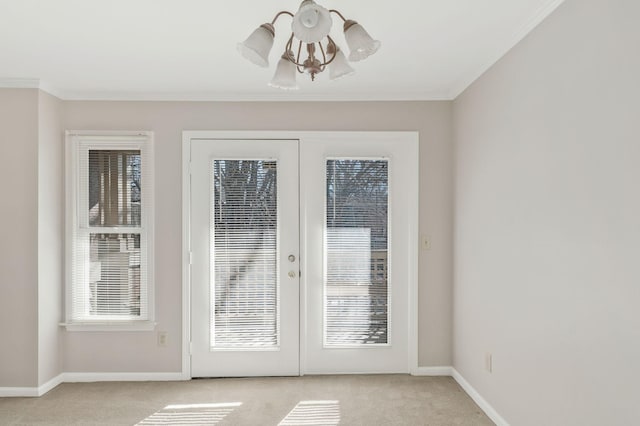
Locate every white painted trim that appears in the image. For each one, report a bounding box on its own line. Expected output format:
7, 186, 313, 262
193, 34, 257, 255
61, 321, 157, 332
63, 372, 186, 382
0, 372, 186, 397
297, 141, 307, 378
65, 130, 153, 138
37, 80, 66, 99
37, 373, 65, 396
0, 78, 41, 89
449, 0, 565, 98
452, 368, 510, 426
411, 366, 454, 376
0, 386, 39, 397
184, 130, 419, 142
64, 130, 75, 331
300, 370, 414, 376
181, 134, 192, 381
183, 131, 419, 378
64, 131, 156, 330
0, 79, 451, 101
0, 78, 65, 99
53, 90, 453, 102
0, 373, 65, 397
407, 138, 420, 375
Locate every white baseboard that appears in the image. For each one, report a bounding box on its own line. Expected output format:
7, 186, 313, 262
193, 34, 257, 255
410, 366, 508, 425
63, 372, 187, 383
0, 386, 39, 397
0, 372, 186, 397
452, 368, 509, 426
0, 373, 65, 397
37, 373, 65, 396
411, 366, 454, 376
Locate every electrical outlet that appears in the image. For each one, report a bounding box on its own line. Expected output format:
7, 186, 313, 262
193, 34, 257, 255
158, 331, 168, 347
485, 353, 493, 373
421, 234, 431, 251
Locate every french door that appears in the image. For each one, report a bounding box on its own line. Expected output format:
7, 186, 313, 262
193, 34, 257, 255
187, 133, 418, 377
190, 139, 299, 377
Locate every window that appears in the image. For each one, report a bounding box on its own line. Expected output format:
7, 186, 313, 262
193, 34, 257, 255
66, 132, 154, 330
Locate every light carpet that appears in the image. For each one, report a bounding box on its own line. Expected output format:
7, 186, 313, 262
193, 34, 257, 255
0, 375, 493, 425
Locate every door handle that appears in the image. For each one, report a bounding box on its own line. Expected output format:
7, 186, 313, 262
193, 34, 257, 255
288, 254, 296, 262
288, 271, 296, 278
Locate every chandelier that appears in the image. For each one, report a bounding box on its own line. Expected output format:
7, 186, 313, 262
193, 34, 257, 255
237, 0, 381, 90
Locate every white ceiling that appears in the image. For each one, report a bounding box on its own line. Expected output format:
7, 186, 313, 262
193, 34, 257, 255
0, 0, 564, 101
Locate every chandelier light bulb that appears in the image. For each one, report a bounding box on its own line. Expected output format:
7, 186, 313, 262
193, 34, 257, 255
300, 8, 319, 28
292, 0, 332, 43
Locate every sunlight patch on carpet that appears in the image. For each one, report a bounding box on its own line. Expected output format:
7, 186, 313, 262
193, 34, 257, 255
278, 400, 341, 425
137, 402, 242, 425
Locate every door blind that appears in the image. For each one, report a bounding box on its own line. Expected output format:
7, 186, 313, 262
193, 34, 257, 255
211, 160, 279, 348
325, 159, 389, 345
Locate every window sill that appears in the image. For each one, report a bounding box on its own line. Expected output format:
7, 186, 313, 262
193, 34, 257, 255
60, 321, 157, 332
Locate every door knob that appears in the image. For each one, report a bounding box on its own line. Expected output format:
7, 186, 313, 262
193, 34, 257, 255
288, 254, 296, 262
288, 271, 296, 278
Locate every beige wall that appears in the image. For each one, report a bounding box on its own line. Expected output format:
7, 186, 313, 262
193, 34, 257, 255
61, 100, 454, 372
0, 89, 39, 387
37, 91, 64, 385
453, 0, 640, 424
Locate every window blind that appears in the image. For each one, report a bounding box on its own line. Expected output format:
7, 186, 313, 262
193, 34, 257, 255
70, 139, 152, 322
211, 160, 279, 348
325, 159, 389, 345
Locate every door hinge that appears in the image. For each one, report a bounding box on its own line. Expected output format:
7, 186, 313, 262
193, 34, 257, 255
189, 341, 193, 355
189, 251, 193, 265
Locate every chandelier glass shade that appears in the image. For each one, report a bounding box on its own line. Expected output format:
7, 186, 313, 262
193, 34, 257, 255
237, 0, 380, 89
269, 52, 299, 90
237, 24, 275, 68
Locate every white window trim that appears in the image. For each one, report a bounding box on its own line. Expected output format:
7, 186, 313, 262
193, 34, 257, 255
64, 130, 155, 332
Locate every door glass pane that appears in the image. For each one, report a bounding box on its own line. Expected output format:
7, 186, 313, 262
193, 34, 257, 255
325, 160, 388, 345
211, 160, 279, 349
88, 150, 141, 227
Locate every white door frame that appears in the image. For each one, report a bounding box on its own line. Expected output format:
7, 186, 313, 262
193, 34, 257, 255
181, 130, 419, 378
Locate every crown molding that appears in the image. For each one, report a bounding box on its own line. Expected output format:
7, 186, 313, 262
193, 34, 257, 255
0, 78, 66, 99
0, 78, 41, 89
449, 0, 565, 99
0, 78, 451, 101
37, 80, 66, 99
56, 89, 453, 102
